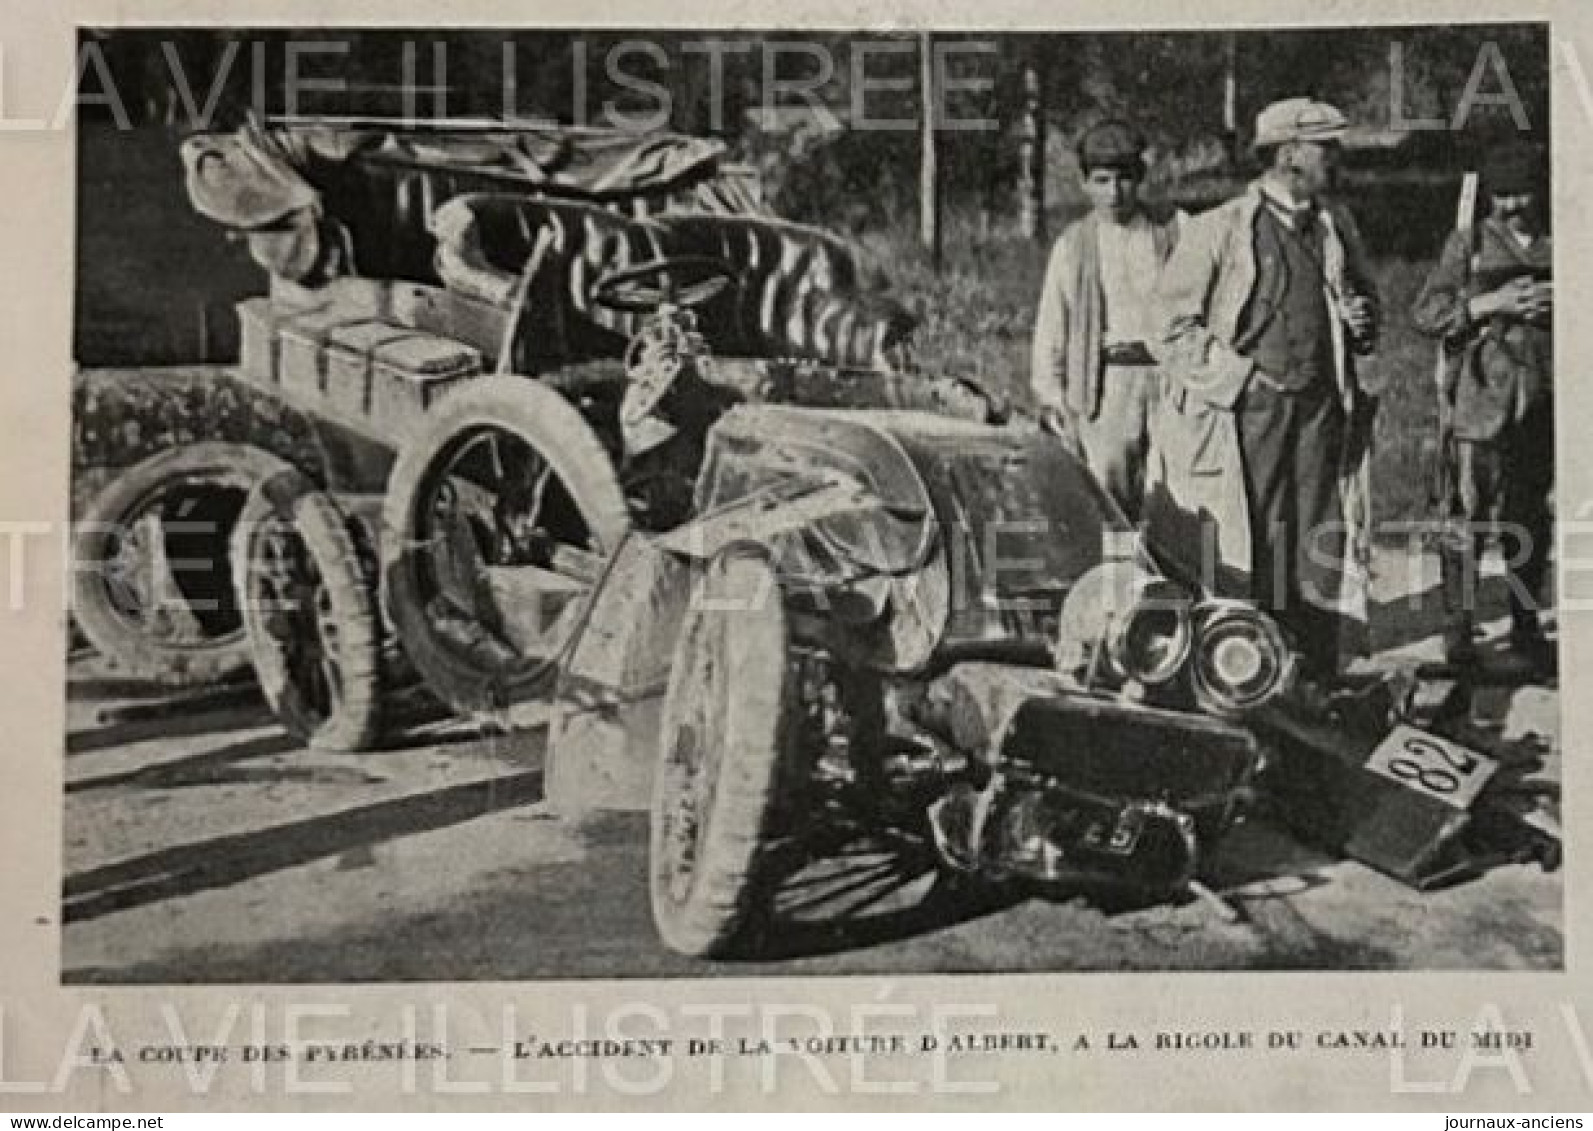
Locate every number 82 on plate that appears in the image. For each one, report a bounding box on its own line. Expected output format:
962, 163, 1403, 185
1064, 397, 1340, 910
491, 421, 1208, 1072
1364, 724, 1499, 809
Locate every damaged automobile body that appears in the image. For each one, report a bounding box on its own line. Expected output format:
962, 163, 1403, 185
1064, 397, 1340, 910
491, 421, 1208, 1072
631, 405, 1285, 956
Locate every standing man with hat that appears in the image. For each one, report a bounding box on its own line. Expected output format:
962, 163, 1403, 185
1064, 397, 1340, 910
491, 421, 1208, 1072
1031, 119, 1183, 520
1148, 97, 1380, 681
1413, 141, 1554, 672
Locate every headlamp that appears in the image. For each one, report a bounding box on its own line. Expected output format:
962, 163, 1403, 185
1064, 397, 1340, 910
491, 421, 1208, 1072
1105, 577, 1193, 687
1056, 563, 1191, 689
1189, 600, 1294, 715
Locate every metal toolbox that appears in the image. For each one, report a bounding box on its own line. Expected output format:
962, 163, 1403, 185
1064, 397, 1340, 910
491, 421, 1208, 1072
278, 306, 368, 400
324, 320, 426, 419
367, 332, 482, 433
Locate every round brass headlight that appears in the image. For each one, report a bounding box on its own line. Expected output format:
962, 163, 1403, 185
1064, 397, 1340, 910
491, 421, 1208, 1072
1190, 600, 1294, 715
1055, 564, 1192, 688
1054, 559, 1139, 678
1105, 577, 1194, 686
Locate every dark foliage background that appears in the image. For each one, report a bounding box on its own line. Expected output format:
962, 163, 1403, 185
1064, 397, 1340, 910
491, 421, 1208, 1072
75, 25, 1549, 521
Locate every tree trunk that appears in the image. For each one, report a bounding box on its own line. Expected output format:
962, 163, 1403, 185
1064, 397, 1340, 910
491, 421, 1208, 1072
1017, 64, 1045, 242
1222, 33, 1240, 171
919, 31, 941, 270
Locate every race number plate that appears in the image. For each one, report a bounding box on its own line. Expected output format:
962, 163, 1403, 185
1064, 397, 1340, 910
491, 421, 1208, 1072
1363, 724, 1498, 810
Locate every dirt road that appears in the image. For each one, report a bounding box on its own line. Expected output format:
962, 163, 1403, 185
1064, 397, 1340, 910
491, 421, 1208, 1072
60, 550, 1562, 982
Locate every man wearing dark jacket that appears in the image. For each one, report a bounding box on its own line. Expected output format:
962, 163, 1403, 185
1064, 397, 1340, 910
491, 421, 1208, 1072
1151, 98, 1379, 680
1412, 142, 1553, 672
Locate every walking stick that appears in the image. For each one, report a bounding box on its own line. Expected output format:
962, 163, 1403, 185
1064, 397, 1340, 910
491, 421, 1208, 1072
1430, 171, 1477, 538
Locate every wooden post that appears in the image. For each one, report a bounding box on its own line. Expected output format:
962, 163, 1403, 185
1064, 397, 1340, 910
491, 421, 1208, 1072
1017, 64, 1045, 242
919, 31, 941, 270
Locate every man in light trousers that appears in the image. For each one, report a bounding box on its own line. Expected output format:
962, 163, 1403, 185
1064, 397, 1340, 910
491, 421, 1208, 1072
1032, 120, 1182, 521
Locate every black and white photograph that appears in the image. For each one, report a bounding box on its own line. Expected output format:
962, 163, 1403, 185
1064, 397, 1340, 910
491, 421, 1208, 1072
60, 21, 1561, 985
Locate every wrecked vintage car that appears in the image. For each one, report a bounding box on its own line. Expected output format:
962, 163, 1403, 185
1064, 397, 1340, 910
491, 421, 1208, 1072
71, 116, 983, 740
70, 116, 1286, 957
546, 404, 1292, 956
71, 117, 1555, 962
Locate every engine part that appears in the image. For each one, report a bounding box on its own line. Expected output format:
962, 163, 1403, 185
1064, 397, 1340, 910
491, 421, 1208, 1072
926, 772, 1201, 896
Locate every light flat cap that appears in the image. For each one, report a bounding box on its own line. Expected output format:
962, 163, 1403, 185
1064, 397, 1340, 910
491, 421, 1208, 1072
1253, 97, 1348, 149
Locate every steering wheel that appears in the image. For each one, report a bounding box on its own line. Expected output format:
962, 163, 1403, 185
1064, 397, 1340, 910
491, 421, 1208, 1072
590, 255, 736, 314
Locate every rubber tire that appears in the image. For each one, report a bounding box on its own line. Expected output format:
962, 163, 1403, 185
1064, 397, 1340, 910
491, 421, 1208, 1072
649, 551, 793, 958
233, 469, 383, 752
71, 442, 296, 688
381, 376, 631, 716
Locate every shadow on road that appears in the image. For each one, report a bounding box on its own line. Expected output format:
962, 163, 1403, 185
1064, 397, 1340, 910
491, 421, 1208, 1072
62, 769, 546, 923
1368, 571, 1546, 656
66, 732, 306, 793
747, 829, 1019, 962
66, 701, 278, 756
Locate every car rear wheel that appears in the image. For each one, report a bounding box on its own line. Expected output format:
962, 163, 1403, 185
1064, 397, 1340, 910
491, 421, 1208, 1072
381, 377, 631, 717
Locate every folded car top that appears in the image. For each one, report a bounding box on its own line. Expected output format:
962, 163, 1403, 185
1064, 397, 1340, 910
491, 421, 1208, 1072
181, 115, 735, 230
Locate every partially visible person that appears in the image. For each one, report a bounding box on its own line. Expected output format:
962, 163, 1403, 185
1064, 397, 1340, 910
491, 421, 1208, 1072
1031, 120, 1182, 520
1412, 141, 1554, 672
1148, 97, 1380, 681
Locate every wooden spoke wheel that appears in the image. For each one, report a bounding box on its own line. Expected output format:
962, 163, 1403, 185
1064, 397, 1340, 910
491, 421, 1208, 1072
234, 470, 382, 751
381, 377, 630, 716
